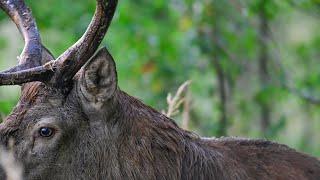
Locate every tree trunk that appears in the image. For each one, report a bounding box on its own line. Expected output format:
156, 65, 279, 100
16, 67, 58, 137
258, 0, 271, 134
212, 58, 228, 137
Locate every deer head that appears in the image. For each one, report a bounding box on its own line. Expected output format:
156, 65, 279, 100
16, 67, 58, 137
0, 0, 122, 179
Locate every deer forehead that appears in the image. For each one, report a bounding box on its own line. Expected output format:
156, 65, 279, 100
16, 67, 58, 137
22, 82, 72, 107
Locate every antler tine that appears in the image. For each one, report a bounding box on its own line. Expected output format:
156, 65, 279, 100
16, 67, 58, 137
0, 0, 117, 87
0, 66, 53, 85
0, 0, 55, 86
0, 0, 42, 69
50, 0, 118, 86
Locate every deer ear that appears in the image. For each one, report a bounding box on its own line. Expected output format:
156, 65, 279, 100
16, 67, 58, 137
78, 47, 118, 106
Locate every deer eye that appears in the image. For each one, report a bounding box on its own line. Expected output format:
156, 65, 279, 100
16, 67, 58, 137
39, 127, 54, 137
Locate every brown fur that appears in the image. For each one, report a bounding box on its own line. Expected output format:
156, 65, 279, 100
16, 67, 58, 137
0, 48, 319, 179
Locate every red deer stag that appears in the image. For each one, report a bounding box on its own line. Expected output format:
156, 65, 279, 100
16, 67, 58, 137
0, 0, 319, 179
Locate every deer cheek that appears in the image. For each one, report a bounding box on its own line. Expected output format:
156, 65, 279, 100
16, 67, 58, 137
30, 133, 60, 159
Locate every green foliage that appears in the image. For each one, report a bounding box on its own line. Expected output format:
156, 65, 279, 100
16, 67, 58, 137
0, 37, 7, 50
0, 0, 319, 156
266, 116, 287, 138
0, 101, 15, 115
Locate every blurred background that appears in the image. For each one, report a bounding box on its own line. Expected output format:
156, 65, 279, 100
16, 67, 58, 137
0, 0, 319, 156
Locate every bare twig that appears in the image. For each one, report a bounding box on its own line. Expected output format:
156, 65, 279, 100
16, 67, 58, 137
182, 84, 191, 130
283, 84, 320, 105
163, 81, 191, 118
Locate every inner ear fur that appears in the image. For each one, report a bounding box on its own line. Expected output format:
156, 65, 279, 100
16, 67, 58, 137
79, 47, 118, 104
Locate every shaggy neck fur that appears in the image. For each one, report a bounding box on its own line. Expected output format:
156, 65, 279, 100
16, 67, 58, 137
59, 89, 244, 179
63, 89, 320, 180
